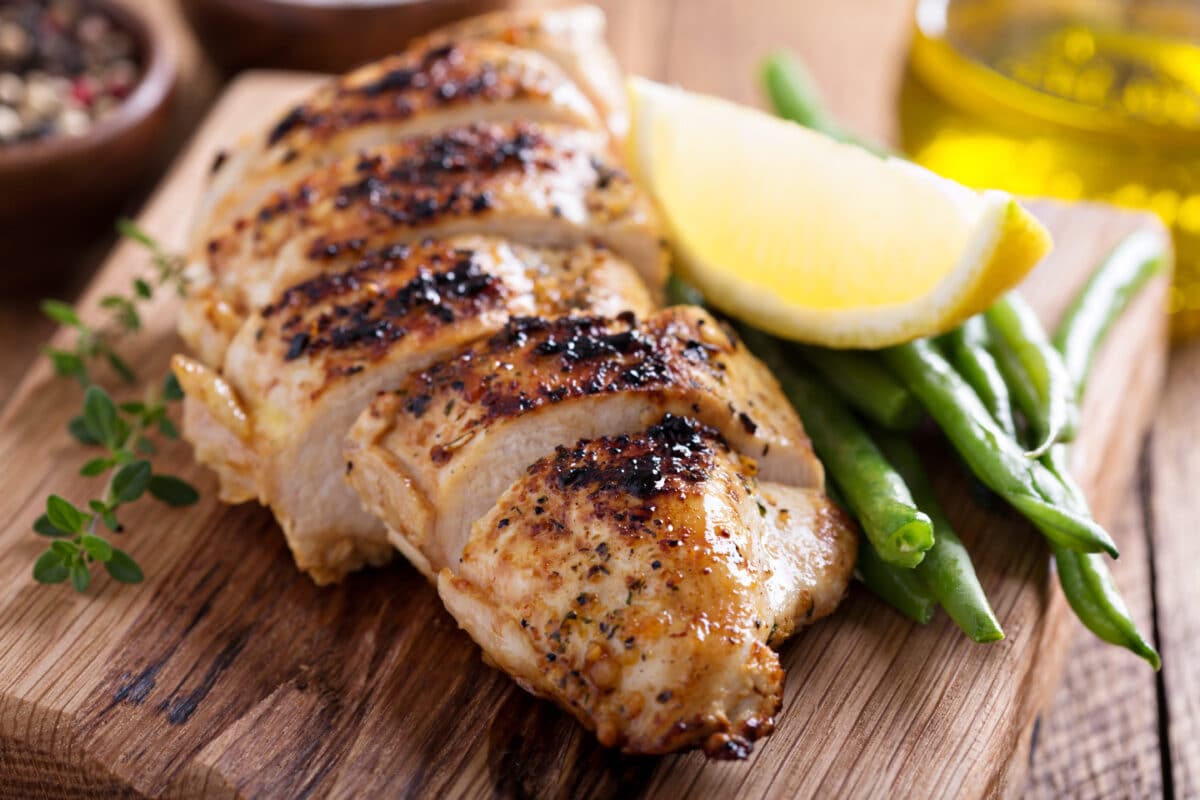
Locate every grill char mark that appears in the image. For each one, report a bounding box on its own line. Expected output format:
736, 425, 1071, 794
548, 414, 723, 502
263, 42, 548, 150
253, 124, 559, 232
262, 242, 505, 366
396, 311, 733, 465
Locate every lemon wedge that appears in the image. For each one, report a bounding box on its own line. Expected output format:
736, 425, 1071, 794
626, 77, 1052, 348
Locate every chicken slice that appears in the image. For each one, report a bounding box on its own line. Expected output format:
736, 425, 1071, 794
416, 4, 628, 137
438, 414, 857, 757
345, 306, 823, 578
173, 236, 653, 584
182, 122, 665, 366
194, 40, 601, 247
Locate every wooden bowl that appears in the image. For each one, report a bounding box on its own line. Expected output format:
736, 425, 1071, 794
0, 0, 178, 289
179, 0, 517, 75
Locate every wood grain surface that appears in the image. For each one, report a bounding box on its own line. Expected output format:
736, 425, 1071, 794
0, 67, 1173, 799
1150, 340, 1200, 799
1024, 496, 1162, 799
2, 1, 1195, 797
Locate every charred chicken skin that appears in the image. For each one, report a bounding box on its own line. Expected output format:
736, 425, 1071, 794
410, 4, 630, 137
182, 122, 664, 366
440, 415, 855, 756
194, 38, 602, 249
345, 306, 823, 579
176, 236, 652, 583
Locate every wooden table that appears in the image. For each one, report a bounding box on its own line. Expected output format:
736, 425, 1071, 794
0, 1, 1194, 797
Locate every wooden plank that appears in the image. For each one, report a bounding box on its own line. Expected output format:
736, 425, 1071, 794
0, 304, 54, 415
0, 72, 1170, 798
0, 3, 1180, 794
1149, 339, 1200, 798
1024, 493, 1163, 798
1016, 207, 1170, 800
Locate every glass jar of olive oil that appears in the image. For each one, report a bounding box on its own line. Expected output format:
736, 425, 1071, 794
900, 0, 1200, 336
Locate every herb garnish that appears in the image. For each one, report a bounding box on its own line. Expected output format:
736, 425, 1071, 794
42, 218, 188, 386
32, 220, 198, 591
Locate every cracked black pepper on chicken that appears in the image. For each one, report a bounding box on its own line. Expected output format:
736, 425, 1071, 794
172, 4, 857, 759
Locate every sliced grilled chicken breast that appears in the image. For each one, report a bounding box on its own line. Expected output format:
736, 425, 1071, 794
345, 306, 823, 577
194, 40, 601, 247
438, 415, 857, 756
416, 5, 628, 137
174, 356, 257, 505
172, 6, 858, 759
174, 237, 653, 584
183, 122, 666, 366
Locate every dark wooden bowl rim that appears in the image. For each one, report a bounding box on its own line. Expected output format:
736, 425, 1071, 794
256, 0, 456, 8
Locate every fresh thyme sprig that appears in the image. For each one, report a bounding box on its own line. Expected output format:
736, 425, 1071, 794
42, 218, 188, 386
32, 221, 198, 591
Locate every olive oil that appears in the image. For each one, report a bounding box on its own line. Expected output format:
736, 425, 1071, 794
900, 0, 1200, 336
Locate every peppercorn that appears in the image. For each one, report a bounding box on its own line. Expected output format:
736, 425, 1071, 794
0, 1, 142, 145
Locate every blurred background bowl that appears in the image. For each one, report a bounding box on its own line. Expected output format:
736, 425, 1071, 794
0, 0, 177, 289
179, 0, 516, 75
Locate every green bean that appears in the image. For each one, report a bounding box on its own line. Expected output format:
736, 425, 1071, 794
761, 52, 885, 154
880, 340, 1118, 557
794, 346, 923, 431
1046, 451, 1159, 670
1054, 230, 1168, 393
988, 331, 1041, 446
855, 535, 938, 624
665, 272, 705, 307
969, 244, 1163, 670
938, 316, 1017, 438
758, 47, 1156, 664
1053, 545, 1160, 669
1047, 445, 1159, 669
877, 434, 1004, 643
739, 328, 934, 567
1041, 445, 1087, 510
826, 481, 937, 624
763, 46, 1065, 455
984, 294, 1078, 456
1044, 239, 1163, 669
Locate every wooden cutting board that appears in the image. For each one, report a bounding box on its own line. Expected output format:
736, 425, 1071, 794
0, 73, 1171, 799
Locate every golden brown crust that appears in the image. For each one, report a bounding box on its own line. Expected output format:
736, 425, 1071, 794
258, 42, 570, 155
180, 235, 653, 586
260, 240, 509, 378
373, 305, 821, 486
245, 237, 653, 392
191, 39, 603, 259
205, 122, 634, 289
182, 121, 664, 367
413, 5, 629, 136
440, 416, 792, 757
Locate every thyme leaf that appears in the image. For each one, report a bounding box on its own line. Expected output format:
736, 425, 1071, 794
42, 218, 189, 386
31, 223, 199, 592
